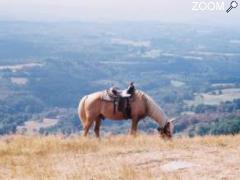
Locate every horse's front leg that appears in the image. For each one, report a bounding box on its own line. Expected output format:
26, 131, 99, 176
130, 118, 139, 136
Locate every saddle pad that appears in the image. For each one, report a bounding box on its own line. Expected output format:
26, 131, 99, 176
102, 90, 135, 102
101, 90, 115, 102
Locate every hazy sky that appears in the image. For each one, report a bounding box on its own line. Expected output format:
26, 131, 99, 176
0, 0, 239, 26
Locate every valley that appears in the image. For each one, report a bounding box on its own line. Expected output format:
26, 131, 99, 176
0, 22, 240, 136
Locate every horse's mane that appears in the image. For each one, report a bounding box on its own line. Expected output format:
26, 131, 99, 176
138, 91, 168, 127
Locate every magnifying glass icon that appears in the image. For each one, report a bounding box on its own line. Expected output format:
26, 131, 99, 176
226, 1, 238, 13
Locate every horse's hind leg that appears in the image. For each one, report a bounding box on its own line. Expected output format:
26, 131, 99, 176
94, 118, 101, 138
83, 118, 94, 137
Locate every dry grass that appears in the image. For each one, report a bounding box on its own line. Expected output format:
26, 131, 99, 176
0, 134, 240, 180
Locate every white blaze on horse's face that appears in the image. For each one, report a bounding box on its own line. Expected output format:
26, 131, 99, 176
169, 122, 174, 137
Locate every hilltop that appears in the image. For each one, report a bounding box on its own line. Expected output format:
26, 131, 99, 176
0, 134, 239, 179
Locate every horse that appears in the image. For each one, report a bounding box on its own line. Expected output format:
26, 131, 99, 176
78, 90, 174, 138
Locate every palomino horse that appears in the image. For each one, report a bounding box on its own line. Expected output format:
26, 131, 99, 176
78, 90, 174, 138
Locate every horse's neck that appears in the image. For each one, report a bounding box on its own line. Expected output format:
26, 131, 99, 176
144, 93, 167, 127
148, 107, 167, 128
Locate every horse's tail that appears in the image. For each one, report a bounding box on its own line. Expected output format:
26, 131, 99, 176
78, 95, 88, 125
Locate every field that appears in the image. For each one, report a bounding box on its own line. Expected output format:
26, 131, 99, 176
185, 88, 240, 106
0, 135, 240, 180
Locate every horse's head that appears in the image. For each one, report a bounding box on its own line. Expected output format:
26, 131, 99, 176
157, 119, 174, 139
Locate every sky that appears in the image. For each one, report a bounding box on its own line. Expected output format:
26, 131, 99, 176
0, 0, 239, 26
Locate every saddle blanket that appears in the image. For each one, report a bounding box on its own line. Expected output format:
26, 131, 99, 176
101, 90, 115, 101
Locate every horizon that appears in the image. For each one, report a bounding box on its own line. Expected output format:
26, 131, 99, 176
0, 20, 239, 30
0, 0, 239, 28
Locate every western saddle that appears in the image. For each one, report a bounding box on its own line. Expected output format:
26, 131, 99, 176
103, 82, 135, 118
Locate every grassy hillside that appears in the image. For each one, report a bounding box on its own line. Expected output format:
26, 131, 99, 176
0, 135, 239, 179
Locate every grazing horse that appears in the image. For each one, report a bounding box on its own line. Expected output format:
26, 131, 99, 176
78, 90, 174, 138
